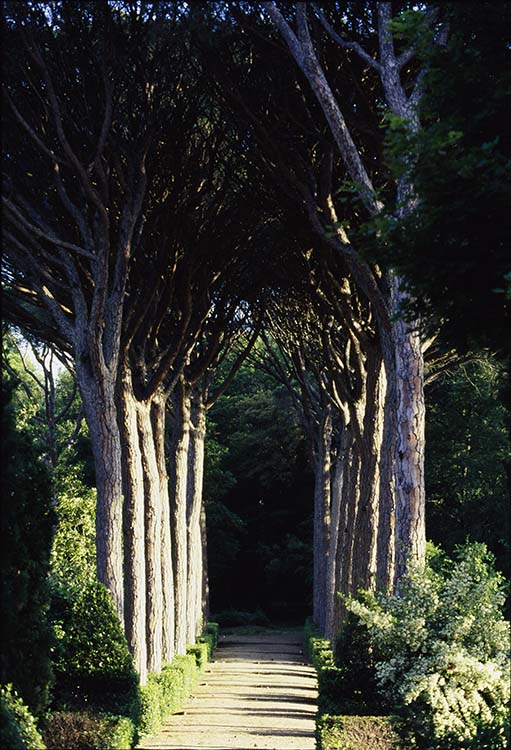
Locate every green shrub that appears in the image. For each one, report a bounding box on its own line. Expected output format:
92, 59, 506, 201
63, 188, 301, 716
205, 621, 219, 650
347, 543, 511, 749
0, 685, 46, 750
172, 654, 197, 695
187, 642, 209, 672
43, 710, 134, 750
158, 665, 186, 714
316, 714, 399, 750
49, 581, 140, 722
1, 372, 55, 717
139, 677, 162, 736
334, 607, 387, 714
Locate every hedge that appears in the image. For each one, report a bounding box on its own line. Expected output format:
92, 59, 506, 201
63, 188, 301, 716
316, 714, 399, 750
0, 684, 46, 750
304, 620, 399, 750
43, 711, 135, 750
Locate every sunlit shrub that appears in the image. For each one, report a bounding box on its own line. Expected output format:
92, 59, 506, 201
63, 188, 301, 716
347, 543, 510, 748
0, 685, 45, 750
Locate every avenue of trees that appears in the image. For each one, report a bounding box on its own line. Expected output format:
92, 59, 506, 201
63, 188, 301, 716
2, 3, 509, 744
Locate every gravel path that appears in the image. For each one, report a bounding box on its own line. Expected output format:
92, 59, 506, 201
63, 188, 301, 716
138, 630, 317, 750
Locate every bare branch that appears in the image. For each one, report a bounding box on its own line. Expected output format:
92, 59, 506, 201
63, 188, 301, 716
311, 3, 382, 72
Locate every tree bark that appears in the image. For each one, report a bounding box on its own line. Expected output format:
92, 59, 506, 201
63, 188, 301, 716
200, 503, 210, 626
312, 406, 332, 631
137, 397, 164, 673
169, 379, 191, 654
76, 359, 125, 625
152, 395, 175, 663
118, 368, 147, 684
186, 392, 206, 643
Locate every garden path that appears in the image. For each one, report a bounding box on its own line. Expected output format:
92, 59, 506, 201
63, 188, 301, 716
138, 629, 317, 750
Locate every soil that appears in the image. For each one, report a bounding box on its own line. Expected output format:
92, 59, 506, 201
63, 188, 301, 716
138, 629, 317, 750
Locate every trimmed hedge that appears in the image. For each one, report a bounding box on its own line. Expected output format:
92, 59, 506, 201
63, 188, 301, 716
0, 684, 46, 750
138, 622, 220, 740
316, 714, 399, 750
305, 620, 399, 750
43, 711, 134, 750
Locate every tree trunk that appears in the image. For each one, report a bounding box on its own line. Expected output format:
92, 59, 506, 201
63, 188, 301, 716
152, 395, 175, 663
169, 379, 191, 654
118, 368, 147, 684
392, 279, 426, 582
137, 397, 164, 673
77, 360, 125, 625
186, 392, 206, 643
312, 407, 332, 632
200, 503, 210, 626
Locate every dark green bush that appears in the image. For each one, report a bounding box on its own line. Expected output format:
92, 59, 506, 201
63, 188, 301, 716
0, 685, 45, 750
49, 581, 140, 722
334, 610, 386, 714
205, 621, 219, 650
187, 642, 209, 672
1, 373, 55, 717
316, 714, 399, 750
43, 710, 134, 750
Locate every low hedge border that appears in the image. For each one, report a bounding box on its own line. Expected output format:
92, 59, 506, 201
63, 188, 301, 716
138, 621, 220, 740
44, 621, 220, 748
304, 620, 399, 750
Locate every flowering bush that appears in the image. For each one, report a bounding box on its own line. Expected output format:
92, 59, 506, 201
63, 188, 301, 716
346, 543, 510, 748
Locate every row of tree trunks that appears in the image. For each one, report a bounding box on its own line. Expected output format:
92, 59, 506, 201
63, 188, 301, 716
79, 363, 208, 682
311, 339, 397, 641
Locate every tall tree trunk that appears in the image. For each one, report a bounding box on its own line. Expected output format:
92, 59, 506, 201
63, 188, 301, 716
186, 392, 206, 643
169, 379, 191, 654
392, 279, 426, 582
118, 368, 147, 683
137, 397, 164, 673
376, 361, 396, 591
313, 406, 332, 631
152, 395, 175, 663
77, 361, 125, 625
201, 503, 210, 626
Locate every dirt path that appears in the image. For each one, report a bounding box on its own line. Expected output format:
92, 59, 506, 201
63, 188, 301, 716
138, 629, 317, 750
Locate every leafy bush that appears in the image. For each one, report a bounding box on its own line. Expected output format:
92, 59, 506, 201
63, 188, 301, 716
43, 711, 134, 750
139, 677, 162, 737
187, 642, 209, 672
171, 654, 198, 696
347, 543, 510, 748
334, 606, 387, 715
158, 664, 186, 714
49, 581, 140, 722
316, 714, 399, 750
1, 373, 55, 717
205, 621, 219, 651
0, 685, 45, 750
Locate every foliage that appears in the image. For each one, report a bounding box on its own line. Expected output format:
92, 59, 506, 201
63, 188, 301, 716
425, 358, 510, 579
0, 685, 46, 750
316, 714, 399, 750
49, 581, 140, 722
171, 654, 198, 697
206, 360, 313, 617
51, 581, 133, 678
381, 2, 511, 353
43, 711, 134, 750
50, 468, 96, 586
334, 606, 386, 715
347, 544, 510, 748
1, 362, 55, 717
187, 642, 209, 672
